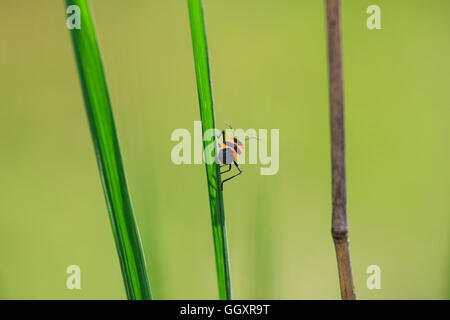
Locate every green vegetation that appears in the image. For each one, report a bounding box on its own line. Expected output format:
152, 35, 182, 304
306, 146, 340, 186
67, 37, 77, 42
65, 0, 152, 300
187, 0, 232, 300
0, 1, 448, 300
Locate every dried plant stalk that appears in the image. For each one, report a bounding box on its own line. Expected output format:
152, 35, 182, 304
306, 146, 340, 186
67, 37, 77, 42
325, 0, 356, 300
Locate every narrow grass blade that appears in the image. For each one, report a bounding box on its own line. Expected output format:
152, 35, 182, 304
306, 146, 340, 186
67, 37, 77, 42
65, 0, 152, 300
187, 0, 232, 300
325, 0, 356, 300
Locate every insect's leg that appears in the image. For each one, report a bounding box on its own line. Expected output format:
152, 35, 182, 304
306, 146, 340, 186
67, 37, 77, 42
221, 161, 242, 190
218, 130, 225, 141
220, 164, 232, 174
214, 130, 226, 165
216, 130, 225, 146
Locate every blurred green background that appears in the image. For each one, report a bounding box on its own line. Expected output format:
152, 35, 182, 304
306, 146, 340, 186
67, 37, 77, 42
0, 0, 449, 299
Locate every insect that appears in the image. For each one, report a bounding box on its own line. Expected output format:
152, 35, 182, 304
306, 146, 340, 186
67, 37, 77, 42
216, 123, 246, 190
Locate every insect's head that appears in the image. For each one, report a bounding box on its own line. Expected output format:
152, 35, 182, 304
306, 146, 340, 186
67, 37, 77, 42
223, 121, 260, 147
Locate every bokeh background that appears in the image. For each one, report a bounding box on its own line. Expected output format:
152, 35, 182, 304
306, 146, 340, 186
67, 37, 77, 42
0, 0, 449, 299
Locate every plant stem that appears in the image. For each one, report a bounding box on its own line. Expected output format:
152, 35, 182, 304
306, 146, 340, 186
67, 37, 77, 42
325, 0, 356, 300
187, 0, 232, 300
65, 0, 152, 300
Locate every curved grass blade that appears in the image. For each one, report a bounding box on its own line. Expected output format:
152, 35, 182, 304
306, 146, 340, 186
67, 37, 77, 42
187, 0, 232, 300
65, 0, 152, 300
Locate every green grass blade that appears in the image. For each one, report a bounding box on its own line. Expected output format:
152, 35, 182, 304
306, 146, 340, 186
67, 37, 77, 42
65, 0, 152, 300
187, 0, 232, 300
